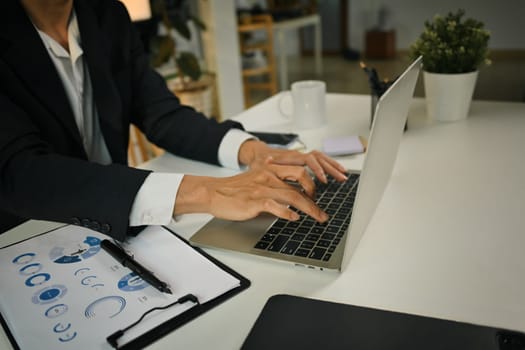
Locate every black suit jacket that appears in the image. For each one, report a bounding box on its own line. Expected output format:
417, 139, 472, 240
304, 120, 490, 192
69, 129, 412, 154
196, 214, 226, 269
0, 0, 242, 239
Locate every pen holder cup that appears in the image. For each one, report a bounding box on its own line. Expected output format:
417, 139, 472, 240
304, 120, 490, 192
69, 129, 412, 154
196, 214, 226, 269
370, 93, 379, 129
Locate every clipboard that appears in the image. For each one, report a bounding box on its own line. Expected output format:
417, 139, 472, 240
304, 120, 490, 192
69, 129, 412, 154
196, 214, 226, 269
0, 225, 250, 350
242, 294, 525, 350
118, 227, 250, 350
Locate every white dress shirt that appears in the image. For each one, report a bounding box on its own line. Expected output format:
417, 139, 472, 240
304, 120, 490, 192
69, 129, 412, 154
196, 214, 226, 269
36, 12, 253, 227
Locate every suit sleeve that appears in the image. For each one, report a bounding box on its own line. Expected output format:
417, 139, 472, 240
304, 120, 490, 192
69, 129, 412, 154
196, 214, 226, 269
0, 0, 244, 239
0, 93, 150, 240
112, 1, 244, 165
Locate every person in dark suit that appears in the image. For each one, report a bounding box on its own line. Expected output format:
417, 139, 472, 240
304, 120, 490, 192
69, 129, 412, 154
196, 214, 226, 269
0, 0, 347, 240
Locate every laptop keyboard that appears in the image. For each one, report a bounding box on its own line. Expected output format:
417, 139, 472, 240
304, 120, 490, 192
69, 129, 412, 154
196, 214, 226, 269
253, 173, 359, 262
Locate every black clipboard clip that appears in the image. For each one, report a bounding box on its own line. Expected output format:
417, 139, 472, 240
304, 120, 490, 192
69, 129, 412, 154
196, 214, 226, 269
107, 293, 200, 349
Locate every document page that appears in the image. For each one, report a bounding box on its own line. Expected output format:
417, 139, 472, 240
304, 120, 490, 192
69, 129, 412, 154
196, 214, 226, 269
0, 225, 240, 349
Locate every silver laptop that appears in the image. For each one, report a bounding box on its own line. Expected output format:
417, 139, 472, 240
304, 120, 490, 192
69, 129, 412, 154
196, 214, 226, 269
190, 57, 421, 271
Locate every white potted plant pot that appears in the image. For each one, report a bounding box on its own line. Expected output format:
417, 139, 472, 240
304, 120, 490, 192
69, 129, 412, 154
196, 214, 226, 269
423, 70, 478, 122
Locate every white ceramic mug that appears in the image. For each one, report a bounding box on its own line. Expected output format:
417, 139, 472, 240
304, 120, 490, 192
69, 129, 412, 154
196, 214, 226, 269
280, 80, 327, 129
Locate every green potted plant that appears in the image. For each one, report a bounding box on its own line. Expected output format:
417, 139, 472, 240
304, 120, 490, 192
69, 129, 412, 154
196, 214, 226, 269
149, 0, 215, 117
409, 9, 491, 122
150, 0, 206, 81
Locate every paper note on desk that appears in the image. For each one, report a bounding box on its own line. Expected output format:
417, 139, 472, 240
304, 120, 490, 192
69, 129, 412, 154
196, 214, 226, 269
322, 135, 367, 156
0, 225, 240, 349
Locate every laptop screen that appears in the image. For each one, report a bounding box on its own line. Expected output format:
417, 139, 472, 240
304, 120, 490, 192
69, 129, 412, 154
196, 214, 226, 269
341, 57, 421, 269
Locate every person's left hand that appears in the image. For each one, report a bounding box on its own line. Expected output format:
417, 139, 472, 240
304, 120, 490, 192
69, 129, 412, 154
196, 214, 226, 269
238, 140, 348, 196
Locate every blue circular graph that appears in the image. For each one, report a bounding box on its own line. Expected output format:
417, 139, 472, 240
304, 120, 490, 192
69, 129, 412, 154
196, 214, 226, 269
32, 285, 68, 305
74, 267, 90, 276
80, 275, 98, 286
118, 272, 149, 292
12, 253, 36, 265
25, 272, 51, 287
85, 296, 126, 319
58, 331, 77, 342
49, 236, 101, 264
19, 263, 43, 276
45, 304, 69, 318
53, 322, 71, 333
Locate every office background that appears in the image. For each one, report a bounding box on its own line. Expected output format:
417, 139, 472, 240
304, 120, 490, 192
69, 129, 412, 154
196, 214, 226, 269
300, 0, 525, 103
193, 0, 524, 118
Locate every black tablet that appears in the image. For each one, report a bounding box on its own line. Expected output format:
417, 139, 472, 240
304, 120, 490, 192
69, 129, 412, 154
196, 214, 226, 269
248, 131, 299, 148
242, 295, 525, 350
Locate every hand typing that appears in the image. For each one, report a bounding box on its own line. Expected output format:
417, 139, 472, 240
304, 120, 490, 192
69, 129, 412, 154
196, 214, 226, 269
173, 140, 347, 223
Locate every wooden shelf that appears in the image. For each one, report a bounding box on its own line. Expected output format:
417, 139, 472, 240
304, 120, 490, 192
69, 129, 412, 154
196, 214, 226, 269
240, 42, 269, 52
238, 14, 278, 108
242, 66, 273, 77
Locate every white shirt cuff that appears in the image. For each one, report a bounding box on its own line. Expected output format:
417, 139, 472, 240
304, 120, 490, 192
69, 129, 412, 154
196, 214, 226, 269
129, 173, 183, 226
218, 129, 255, 170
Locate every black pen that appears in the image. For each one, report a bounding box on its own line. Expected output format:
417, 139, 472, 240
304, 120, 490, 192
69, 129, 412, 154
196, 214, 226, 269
101, 239, 172, 294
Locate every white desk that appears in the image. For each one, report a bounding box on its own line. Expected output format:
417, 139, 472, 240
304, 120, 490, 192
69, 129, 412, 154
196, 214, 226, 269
273, 14, 323, 90
2, 94, 525, 349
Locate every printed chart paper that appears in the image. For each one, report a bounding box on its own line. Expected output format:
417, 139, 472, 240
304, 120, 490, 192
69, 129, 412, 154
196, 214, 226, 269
0, 225, 240, 349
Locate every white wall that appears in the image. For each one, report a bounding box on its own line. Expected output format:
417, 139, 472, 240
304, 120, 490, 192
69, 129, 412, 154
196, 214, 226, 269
348, 0, 525, 51
199, 0, 244, 119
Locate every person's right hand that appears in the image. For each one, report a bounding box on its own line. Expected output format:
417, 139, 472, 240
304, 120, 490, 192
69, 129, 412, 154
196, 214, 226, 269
173, 167, 329, 223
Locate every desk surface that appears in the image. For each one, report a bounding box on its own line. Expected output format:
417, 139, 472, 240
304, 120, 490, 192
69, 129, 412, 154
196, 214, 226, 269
2, 94, 525, 349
